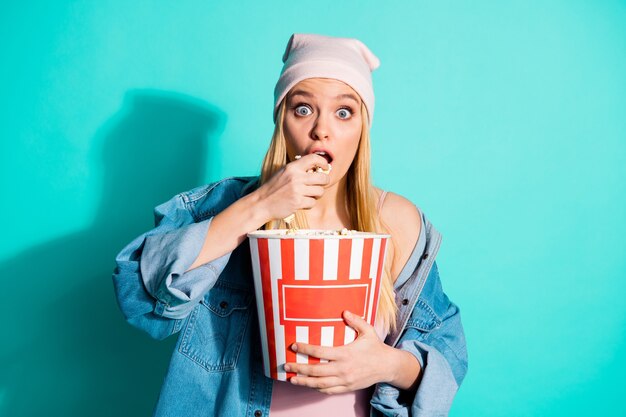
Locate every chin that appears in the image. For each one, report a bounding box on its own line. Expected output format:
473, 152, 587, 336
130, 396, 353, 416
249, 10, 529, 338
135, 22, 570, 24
331, 170, 349, 185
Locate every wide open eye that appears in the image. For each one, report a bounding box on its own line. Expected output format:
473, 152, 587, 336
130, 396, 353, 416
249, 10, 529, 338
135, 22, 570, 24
295, 105, 312, 116
336, 107, 353, 120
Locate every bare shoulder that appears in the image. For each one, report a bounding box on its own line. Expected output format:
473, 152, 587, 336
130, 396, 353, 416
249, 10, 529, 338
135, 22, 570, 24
378, 191, 422, 280
380, 192, 421, 233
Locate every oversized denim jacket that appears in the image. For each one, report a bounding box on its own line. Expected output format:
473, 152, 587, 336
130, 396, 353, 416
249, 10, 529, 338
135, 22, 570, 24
112, 176, 468, 417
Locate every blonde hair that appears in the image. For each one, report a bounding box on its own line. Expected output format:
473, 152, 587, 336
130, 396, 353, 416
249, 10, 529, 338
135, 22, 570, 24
260, 99, 398, 333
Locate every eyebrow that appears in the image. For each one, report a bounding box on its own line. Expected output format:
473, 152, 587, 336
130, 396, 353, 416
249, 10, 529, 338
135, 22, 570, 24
289, 90, 361, 104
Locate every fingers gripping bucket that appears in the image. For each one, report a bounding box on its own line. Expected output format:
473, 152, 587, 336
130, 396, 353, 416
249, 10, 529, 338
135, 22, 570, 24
247, 230, 390, 381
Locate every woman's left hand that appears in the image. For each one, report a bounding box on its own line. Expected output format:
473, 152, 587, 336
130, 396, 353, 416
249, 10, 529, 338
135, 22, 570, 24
283, 310, 394, 394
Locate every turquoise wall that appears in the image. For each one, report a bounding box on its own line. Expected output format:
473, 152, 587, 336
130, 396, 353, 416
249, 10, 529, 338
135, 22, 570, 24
1, 1, 625, 416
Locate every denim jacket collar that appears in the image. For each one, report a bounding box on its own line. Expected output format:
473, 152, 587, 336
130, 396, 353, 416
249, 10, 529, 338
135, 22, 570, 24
387, 210, 442, 346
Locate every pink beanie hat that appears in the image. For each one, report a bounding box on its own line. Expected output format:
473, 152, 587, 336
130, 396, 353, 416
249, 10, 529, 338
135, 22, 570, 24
273, 33, 380, 125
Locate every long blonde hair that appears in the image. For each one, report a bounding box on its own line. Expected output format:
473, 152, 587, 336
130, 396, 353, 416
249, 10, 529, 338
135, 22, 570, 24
260, 99, 398, 333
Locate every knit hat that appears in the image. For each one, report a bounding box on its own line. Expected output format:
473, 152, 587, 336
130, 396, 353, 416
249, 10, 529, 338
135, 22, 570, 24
273, 33, 380, 125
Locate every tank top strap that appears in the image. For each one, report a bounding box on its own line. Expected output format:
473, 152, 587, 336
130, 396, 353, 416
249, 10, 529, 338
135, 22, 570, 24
377, 190, 388, 216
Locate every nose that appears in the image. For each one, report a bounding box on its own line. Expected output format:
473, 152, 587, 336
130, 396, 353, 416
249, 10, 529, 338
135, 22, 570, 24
310, 114, 330, 141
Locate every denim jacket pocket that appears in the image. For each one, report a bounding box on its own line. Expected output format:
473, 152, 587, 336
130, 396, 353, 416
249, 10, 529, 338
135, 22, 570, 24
179, 282, 253, 372
405, 298, 442, 337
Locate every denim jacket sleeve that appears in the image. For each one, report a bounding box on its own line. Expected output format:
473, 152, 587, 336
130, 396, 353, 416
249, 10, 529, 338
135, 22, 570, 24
112, 191, 231, 340
371, 262, 468, 417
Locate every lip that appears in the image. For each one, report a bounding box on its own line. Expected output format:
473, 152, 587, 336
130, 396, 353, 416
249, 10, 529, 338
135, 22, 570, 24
307, 148, 334, 164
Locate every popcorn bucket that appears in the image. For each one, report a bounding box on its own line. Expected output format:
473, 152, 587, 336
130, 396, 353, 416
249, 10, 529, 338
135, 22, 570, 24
247, 230, 390, 381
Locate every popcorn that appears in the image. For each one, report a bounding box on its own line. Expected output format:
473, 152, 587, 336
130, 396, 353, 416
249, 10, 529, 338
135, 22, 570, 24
281, 228, 356, 236
294, 155, 332, 175
246, 228, 389, 381
314, 165, 332, 174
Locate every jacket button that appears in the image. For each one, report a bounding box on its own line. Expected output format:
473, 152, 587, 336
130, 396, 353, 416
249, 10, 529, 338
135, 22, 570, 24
254, 410, 262, 417
402, 298, 409, 306
422, 252, 429, 260
219, 301, 228, 309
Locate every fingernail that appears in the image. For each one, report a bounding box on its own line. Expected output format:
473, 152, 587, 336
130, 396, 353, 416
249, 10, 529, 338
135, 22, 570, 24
291, 343, 298, 352
284, 364, 291, 372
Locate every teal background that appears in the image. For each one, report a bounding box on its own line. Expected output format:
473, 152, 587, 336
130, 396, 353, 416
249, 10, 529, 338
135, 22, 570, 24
1, 1, 625, 416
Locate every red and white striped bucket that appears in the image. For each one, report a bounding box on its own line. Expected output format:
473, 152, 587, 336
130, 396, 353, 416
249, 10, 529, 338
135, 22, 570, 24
247, 230, 390, 381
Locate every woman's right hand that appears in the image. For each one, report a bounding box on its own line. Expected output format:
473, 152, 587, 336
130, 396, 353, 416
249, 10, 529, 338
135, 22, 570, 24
254, 153, 331, 222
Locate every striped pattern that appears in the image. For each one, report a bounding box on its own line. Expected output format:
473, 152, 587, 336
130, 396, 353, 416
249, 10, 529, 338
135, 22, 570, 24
249, 236, 388, 381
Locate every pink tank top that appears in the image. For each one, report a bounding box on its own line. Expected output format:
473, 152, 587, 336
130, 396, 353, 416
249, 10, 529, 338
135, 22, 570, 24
270, 190, 390, 416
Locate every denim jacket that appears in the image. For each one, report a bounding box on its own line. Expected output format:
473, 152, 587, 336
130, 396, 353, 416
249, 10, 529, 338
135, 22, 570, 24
112, 176, 467, 417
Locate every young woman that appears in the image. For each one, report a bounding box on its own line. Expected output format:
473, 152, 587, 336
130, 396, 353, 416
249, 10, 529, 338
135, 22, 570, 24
113, 33, 467, 417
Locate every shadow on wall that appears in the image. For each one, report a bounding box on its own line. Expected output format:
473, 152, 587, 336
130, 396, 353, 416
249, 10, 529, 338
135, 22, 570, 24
0, 90, 225, 417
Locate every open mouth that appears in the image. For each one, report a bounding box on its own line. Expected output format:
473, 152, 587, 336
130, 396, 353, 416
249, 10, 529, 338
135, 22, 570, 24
313, 151, 333, 164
